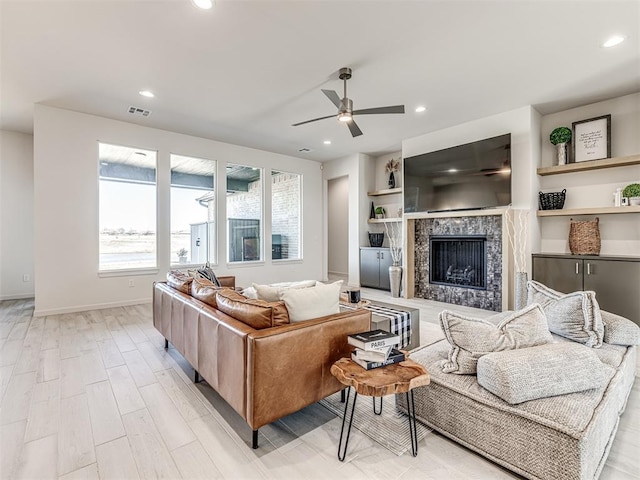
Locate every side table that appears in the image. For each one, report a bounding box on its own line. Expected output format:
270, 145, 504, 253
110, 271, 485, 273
330, 357, 430, 461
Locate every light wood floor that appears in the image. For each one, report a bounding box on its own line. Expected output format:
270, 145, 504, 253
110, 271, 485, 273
0, 293, 638, 479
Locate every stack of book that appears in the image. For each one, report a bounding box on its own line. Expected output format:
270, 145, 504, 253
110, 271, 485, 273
348, 329, 405, 370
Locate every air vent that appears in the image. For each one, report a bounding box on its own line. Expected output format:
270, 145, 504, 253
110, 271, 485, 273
128, 106, 151, 117
298, 147, 312, 153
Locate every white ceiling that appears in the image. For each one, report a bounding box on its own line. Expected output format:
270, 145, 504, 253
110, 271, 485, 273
1, 0, 639, 162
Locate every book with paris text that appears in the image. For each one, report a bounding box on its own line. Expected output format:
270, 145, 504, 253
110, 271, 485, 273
347, 329, 399, 351
353, 346, 392, 362
351, 348, 405, 370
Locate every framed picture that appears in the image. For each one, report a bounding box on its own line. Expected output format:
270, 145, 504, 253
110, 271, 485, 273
572, 114, 611, 163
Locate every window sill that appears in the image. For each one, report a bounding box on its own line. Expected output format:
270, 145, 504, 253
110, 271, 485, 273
98, 268, 159, 278
226, 261, 266, 268
272, 259, 303, 265
169, 262, 218, 269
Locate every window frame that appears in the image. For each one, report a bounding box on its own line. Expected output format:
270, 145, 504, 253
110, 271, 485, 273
97, 141, 159, 275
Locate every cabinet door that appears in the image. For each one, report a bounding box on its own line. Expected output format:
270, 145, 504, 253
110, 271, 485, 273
360, 249, 381, 288
584, 260, 640, 324
532, 257, 583, 294
378, 249, 392, 290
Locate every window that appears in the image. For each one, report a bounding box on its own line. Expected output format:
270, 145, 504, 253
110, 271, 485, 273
271, 170, 301, 260
170, 154, 216, 266
99, 143, 157, 271
226, 164, 262, 262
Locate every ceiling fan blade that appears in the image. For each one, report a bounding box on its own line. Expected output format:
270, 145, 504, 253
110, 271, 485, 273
292, 114, 336, 127
352, 105, 405, 115
346, 120, 363, 137
322, 89, 343, 109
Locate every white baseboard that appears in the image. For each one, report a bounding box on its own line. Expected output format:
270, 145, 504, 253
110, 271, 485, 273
0, 293, 35, 301
34, 297, 152, 317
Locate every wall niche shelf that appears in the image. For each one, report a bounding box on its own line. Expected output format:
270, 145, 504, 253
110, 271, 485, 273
367, 187, 403, 196
537, 154, 640, 176
367, 218, 402, 224
537, 206, 640, 217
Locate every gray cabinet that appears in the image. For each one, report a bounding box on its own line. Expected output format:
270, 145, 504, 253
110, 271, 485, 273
532, 254, 640, 325
360, 247, 392, 290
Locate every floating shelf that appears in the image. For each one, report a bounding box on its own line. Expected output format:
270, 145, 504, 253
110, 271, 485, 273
537, 206, 640, 217
367, 218, 402, 224
537, 154, 640, 176
367, 188, 403, 196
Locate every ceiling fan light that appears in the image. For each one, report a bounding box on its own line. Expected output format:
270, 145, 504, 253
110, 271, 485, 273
338, 112, 352, 122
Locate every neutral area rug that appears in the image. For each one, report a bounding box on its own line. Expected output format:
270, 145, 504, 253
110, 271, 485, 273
319, 391, 432, 456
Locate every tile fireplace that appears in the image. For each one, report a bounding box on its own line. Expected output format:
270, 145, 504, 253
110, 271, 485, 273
409, 212, 505, 311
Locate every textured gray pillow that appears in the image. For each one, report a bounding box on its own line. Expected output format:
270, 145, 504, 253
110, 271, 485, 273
439, 303, 553, 375
601, 310, 640, 346
526, 280, 604, 348
477, 343, 612, 404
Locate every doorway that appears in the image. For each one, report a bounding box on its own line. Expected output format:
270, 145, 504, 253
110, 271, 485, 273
327, 176, 349, 282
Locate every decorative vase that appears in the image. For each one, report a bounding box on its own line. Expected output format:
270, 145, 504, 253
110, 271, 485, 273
388, 171, 396, 189
629, 197, 640, 206
556, 143, 567, 166
389, 264, 402, 298
369, 201, 375, 219
514, 271, 528, 310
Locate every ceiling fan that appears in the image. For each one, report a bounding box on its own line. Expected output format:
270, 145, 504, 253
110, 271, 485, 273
292, 67, 405, 137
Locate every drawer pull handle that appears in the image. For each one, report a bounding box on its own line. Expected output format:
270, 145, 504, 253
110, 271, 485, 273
587, 263, 591, 275
575, 262, 579, 275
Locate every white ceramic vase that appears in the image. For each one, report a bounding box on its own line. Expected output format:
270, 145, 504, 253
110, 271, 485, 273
389, 265, 402, 298
556, 143, 567, 166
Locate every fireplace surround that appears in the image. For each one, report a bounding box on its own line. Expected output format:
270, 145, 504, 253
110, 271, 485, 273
407, 211, 505, 311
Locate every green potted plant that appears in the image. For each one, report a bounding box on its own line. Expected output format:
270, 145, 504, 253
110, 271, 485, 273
622, 183, 640, 206
177, 248, 188, 263
374, 206, 385, 219
549, 127, 572, 166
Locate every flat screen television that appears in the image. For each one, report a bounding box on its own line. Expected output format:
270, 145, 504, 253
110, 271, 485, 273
403, 133, 511, 213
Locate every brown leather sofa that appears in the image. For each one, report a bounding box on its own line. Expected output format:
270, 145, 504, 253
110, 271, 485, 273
153, 279, 371, 448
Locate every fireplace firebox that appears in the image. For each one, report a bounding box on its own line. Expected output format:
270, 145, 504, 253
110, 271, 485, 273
429, 236, 487, 290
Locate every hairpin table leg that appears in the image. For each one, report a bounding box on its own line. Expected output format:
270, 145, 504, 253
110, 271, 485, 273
373, 396, 382, 415
407, 390, 418, 457
337, 387, 358, 462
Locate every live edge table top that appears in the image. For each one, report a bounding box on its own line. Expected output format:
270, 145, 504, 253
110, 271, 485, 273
330, 358, 430, 397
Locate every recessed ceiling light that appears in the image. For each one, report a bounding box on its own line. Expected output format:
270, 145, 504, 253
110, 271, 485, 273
602, 35, 625, 48
448, 168, 458, 173
323, 140, 331, 145
192, 0, 214, 9
415, 106, 427, 113
139, 90, 155, 98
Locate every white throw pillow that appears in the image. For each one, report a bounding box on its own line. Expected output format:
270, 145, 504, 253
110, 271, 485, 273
526, 280, 604, 347
439, 303, 554, 374
280, 280, 342, 322
253, 280, 317, 302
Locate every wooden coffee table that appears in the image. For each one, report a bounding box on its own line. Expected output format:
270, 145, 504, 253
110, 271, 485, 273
330, 357, 430, 461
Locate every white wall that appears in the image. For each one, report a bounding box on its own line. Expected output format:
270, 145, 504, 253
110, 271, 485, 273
327, 176, 348, 277
33, 105, 323, 315
322, 153, 363, 285
539, 93, 640, 255
0, 131, 35, 300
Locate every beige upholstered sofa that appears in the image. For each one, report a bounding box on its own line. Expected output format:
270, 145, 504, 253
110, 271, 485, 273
403, 281, 639, 480
153, 278, 370, 448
